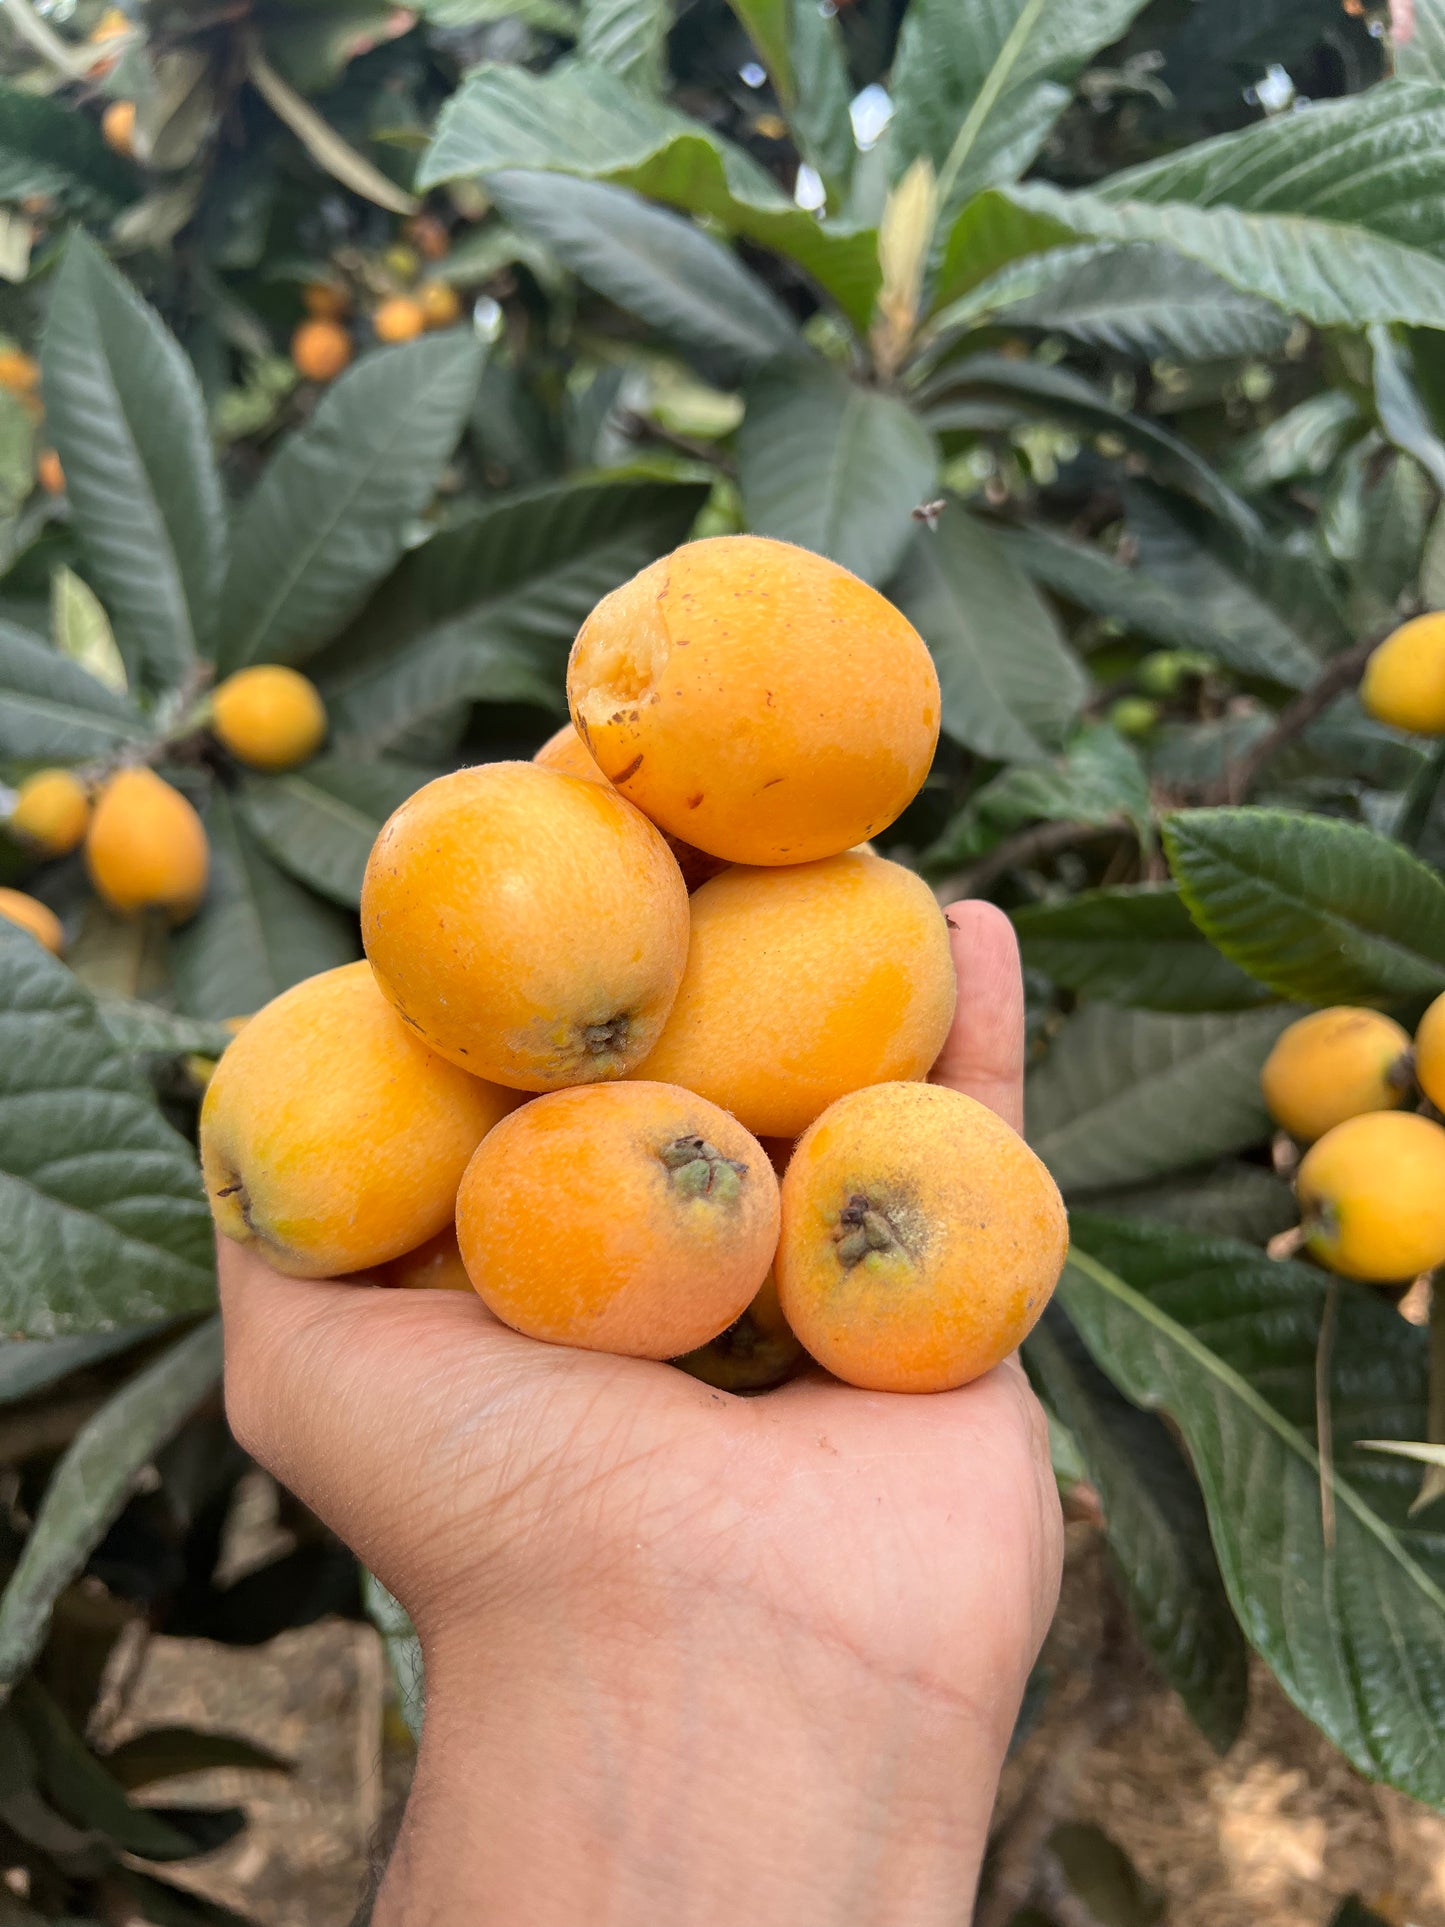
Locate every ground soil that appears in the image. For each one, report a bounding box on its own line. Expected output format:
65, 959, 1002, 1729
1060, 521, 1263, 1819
95, 1501, 1445, 1927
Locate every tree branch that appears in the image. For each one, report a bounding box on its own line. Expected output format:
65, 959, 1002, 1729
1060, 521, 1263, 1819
935, 817, 1135, 901
1202, 637, 1375, 806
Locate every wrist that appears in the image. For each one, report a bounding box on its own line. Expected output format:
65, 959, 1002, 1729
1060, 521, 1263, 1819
377, 1587, 1014, 1927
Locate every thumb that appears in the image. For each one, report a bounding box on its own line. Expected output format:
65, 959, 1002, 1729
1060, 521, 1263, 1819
929, 900, 1026, 1134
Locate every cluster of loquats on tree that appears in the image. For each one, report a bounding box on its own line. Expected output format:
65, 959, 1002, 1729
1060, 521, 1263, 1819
201, 534, 1069, 1395
1254, 611, 1445, 1285
1, 663, 330, 956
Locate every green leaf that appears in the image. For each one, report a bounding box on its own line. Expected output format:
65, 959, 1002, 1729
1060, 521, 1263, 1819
0, 1327, 162, 1408
215, 331, 485, 672
418, 0, 578, 24
578, 0, 669, 92
929, 242, 1294, 362
926, 724, 1149, 868
737, 361, 936, 585
1013, 885, 1275, 1012
485, 172, 804, 378
1231, 390, 1362, 491
50, 566, 126, 698
1080, 1160, 1298, 1246
887, 509, 1087, 761
0, 87, 136, 211
1026, 1308, 1248, 1750
787, 0, 855, 198
316, 475, 707, 755
93, 997, 234, 1057
102, 1728, 289, 1791
891, 0, 1153, 218
171, 790, 359, 1022
418, 61, 881, 330
1369, 325, 1445, 495
0, 930, 215, 1338
936, 83, 1445, 331
1164, 807, 1445, 1005
995, 521, 1319, 690
1063, 1217, 1445, 1805
1397, 0, 1445, 83
40, 232, 225, 690
0, 1322, 221, 1691
0, 621, 146, 761
0, 389, 35, 516
1026, 1003, 1293, 1195
236, 759, 435, 909
923, 355, 1256, 536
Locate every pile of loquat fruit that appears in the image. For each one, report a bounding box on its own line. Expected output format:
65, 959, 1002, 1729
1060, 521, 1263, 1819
198, 535, 1070, 1395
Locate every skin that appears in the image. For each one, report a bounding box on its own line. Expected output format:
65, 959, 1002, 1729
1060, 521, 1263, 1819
9, 768, 90, 856
1414, 990, 1445, 1111
211, 665, 328, 772
1297, 1109, 1445, 1280
85, 766, 209, 921
636, 852, 957, 1138
362, 763, 690, 1088
457, 1081, 780, 1358
568, 535, 940, 866
218, 902, 1062, 1927
1259, 1006, 1413, 1143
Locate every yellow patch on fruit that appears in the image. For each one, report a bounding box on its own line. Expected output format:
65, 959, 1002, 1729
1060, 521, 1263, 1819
1260, 1006, 1412, 1142
212, 665, 327, 772
9, 768, 90, 857
1297, 1110, 1445, 1281
1361, 612, 1445, 735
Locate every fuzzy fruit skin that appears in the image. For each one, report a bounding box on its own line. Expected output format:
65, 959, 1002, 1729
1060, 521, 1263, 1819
9, 768, 90, 856
202, 962, 515, 1278
672, 1271, 805, 1391
101, 99, 136, 157
0, 887, 63, 955
456, 1080, 779, 1358
1416, 990, 1445, 1111
776, 1082, 1069, 1394
212, 665, 327, 771
380, 1223, 473, 1291
1297, 1110, 1445, 1281
419, 281, 461, 328
374, 296, 425, 343
533, 721, 725, 891
567, 534, 940, 865
291, 319, 352, 382
635, 851, 956, 1139
1361, 613, 1445, 734
1260, 1006, 1412, 1142
36, 450, 64, 495
85, 768, 209, 922
362, 762, 690, 1089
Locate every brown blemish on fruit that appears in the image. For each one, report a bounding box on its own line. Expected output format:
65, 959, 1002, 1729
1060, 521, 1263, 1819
686, 792, 704, 809
614, 754, 644, 784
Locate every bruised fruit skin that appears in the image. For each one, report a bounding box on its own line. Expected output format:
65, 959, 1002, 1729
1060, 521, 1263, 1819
673, 1272, 805, 1392
567, 535, 940, 865
456, 1080, 779, 1358
86, 768, 209, 922
1297, 1110, 1445, 1281
1260, 1007, 1412, 1143
1361, 613, 1445, 735
1415, 989, 1445, 1111
777, 1081, 1068, 1394
362, 762, 690, 1089
533, 722, 725, 890
381, 1223, 474, 1292
212, 665, 327, 771
0, 887, 63, 954
636, 851, 956, 1138
202, 962, 516, 1278
9, 768, 90, 856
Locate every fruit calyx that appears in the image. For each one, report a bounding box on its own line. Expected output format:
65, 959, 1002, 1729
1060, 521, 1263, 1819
834, 1195, 903, 1268
660, 1135, 746, 1203
583, 1014, 631, 1058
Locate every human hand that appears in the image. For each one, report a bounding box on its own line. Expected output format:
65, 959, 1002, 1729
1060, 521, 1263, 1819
218, 900, 1062, 1927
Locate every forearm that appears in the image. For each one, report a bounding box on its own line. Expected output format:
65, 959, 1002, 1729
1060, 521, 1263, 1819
376, 1592, 1015, 1927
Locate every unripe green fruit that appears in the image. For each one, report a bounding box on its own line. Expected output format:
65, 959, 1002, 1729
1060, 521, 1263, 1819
1108, 696, 1161, 739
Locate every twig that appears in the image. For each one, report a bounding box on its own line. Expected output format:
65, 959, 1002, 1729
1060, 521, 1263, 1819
936, 816, 1135, 901
1202, 637, 1375, 805
616, 409, 733, 475
0, 0, 95, 79
1316, 1276, 1340, 1551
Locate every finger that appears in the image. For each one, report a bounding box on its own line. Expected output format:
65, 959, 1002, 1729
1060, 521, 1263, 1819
929, 899, 1025, 1133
